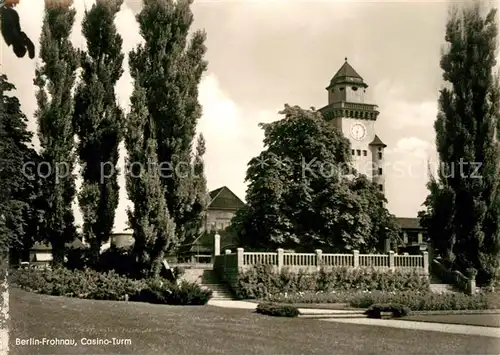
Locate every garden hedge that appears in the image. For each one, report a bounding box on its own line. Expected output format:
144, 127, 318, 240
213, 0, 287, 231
237, 264, 429, 299
9, 267, 212, 305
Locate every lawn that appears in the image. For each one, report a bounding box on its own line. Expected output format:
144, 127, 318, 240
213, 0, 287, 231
8, 288, 500, 355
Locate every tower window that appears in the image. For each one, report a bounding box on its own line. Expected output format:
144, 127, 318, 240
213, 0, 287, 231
351, 86, 358, 91
339, 87, 345, 91
378, 152, 383, 160
378, 167, 383, 175
379, 184, 383, 191
351, 149, 355, 155
356, 149, 361, 156
363, 150, 367, 156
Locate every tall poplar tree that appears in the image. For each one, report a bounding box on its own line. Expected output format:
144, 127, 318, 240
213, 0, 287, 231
34, 1, 79, 267
128, 0, 207, 247
420, 2, 500, 285
73, 0, 124, 262
124, 83, 175, 277
183, 134, 208, 240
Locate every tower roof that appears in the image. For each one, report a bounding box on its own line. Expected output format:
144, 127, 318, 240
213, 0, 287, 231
369, 135, 387, 148
329, 58, 367, 88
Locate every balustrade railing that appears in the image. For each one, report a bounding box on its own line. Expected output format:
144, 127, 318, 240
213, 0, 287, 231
214, 248, 429, 275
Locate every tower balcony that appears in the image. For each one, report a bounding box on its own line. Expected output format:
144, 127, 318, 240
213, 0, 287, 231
319, 102, 379, 121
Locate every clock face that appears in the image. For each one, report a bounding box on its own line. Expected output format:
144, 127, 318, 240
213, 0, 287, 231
350, 123, 366, 141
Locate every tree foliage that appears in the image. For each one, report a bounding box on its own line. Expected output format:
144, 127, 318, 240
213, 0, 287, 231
419, 2, 500, 285
232, 105, 400, 253
73, 0, 124, 262
0, 73, 41, 255
128, 0, 207, 246
124, 83, 176, 278
182, 134, 208, 242
34, 3, 79, 267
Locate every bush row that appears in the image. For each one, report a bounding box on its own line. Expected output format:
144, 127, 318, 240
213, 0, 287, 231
266, 290, 500, 311
237, 264, 429, 299
9, 267, 212, 305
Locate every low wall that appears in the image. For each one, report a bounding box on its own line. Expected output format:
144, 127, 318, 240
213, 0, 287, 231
431, 258, 476, 294
214, 248, 429, 293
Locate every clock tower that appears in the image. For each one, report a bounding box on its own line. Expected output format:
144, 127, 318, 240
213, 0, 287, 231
319, 58, 387, 195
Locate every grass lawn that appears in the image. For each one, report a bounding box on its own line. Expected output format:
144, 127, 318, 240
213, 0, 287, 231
403, 314, 500, 328
9, 288, 500, 355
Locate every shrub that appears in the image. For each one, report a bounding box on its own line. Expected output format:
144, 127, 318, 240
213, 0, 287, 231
10, 267, 213, 305
131, 278, 172, 304
166, 281, 212, 305
364, 303, 411, 318
349, 291, 492, 311
129, 279, 212, 305
256, 302, 300, 317
237, 264, 429, 299
10, 268, 146, 300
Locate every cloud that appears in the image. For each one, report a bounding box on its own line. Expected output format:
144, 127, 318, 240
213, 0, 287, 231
373, 80, 439, 130
391, 137, 433, 159
197, 73, 277, 202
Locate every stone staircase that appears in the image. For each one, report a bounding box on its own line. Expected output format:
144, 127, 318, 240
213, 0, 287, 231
429, 275, 460, 294
200, 270, 235, 300
429, 283, 460, 294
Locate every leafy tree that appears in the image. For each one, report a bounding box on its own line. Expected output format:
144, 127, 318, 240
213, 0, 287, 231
124, 82, 176, 278
34, 1, 79, 267
73, 0, 124, 263
349, 175, 401, 252
0, 73, 41, 256
233, 105, 398, 253
419, 2, 500, 285
128, 0, 207, 246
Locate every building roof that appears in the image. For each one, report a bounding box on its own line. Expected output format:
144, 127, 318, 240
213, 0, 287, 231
208, 186, 245, 211
369, 135, 387, 148
329, 58, 367, 88
332, 59, 363, 80
396, 217, 422, 230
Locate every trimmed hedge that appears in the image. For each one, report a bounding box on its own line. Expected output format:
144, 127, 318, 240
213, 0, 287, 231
265, 290, 500, 311
256, 303, 300, 317
9, 267, 212, 305
349, 291, 499, 311
365, 303, 410, 318
237, 264, 429, 299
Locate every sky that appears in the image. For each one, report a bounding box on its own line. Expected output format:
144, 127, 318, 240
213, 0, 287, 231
0, 0, 480, 233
